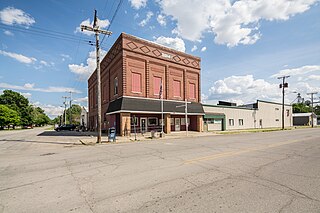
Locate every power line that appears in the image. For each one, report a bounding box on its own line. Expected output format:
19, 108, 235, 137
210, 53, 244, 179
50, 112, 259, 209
100, 0, 123, 45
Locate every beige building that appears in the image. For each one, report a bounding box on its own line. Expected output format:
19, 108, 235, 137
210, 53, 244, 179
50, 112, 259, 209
203, 100, 292, 131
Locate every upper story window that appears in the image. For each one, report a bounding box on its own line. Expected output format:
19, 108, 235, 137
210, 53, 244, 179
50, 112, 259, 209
239, 119, 244, 126
114, 77, 118, 96
153, 76, 162, 96
132, 72, 141, 93
189, 83, 195, 99
173, 80, 181, 97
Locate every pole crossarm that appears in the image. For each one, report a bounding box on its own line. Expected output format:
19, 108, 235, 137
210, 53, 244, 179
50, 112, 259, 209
81, 10, 112, 143
80, 25, 112, 36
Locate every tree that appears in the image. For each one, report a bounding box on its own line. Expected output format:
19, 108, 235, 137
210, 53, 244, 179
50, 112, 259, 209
32, 107, 50, 126
292, 103, 310, 113
66, 104, 82, 125
0, 105, 20, 129
0, 90, 31, 125
314, 105, 320, 116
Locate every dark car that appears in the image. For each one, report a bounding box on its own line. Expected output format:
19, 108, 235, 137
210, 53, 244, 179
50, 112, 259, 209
55, 124, 76, 131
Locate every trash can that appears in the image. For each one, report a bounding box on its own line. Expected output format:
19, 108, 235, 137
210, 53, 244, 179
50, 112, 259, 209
108, 127, 116, 142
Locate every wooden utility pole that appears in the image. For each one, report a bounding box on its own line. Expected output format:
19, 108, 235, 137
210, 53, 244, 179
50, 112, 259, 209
278, 76, 290, 130
62, 96, 68, 125
69, 91, 72, 124
81, 10, 112, 143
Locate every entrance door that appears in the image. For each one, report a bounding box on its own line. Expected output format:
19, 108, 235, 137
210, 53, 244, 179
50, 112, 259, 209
175, 118, 181, 131
140, 118, 147, 133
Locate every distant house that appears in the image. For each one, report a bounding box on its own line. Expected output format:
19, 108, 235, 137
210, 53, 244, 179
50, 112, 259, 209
293, 113, 317, 126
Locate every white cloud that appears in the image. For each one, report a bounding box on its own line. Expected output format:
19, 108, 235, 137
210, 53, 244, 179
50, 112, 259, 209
20, 92, 32, 98
0, 7, 35, 27
208, 75, 281, 104
0, 50, 37, 64
68, 50, 107, 80
154, 36, 186, 52
157, 14, 166, 26
271, 65, 320, 78
3, 30, 14, 36
74, 97, 88, 103
191, 45, 198, 52
75, 18, 110, 36
0, 82, 81, 94
157, 0, 319, 47
201, 46, 207, 52
139, 11, 154, 27
308, 75, 320, 81
33, 102, 64, 118
129, 0, 148, 9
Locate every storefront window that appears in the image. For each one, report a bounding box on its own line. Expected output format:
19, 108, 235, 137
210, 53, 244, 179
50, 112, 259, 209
148, 117, 158, 126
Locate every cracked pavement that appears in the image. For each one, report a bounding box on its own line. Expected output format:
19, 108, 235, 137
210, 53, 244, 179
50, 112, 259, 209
0, 127, 320, 212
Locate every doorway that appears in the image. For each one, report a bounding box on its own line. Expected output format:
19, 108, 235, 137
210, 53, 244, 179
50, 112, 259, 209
140, 117, 147, 133
175, 118, 181, 131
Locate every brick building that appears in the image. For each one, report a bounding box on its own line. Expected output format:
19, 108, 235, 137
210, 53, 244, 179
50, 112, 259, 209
88, 33, 204, 136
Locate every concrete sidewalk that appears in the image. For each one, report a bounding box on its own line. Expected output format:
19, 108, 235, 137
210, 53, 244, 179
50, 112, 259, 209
80, 131, 219, 145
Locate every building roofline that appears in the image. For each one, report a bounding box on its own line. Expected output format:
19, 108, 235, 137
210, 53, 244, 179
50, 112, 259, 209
257, 100, 291, 107
202, 103, 257, 111
121, 32, 201, 61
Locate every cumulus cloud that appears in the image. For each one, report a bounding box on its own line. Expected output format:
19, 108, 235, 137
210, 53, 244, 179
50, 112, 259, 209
68, 50, 107, 80
74, 96, 88, 103
207, 75, 281, 104
139, 11, 153, 27
0, 7, 35, 27
201, 46, 207, 52
3, 30, 14, 36
308, 75, 320, 81
75, 18, 110, 36
129, 0, 148, 9
154, 36, 186, 52
0, 50, 37, 64
61, 54, 71, 61
157, 0, 318, 47
271, 65, 320, 78
33, 102, 64, 119
157, 14, 166, 26
0, 82, 81, 93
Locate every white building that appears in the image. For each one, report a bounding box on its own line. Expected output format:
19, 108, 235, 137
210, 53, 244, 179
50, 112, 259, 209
293, 113, 317, 127
203, 100, 292, 131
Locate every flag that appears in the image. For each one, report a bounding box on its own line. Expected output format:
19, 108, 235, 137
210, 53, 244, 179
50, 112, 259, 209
159, 79, 163, 99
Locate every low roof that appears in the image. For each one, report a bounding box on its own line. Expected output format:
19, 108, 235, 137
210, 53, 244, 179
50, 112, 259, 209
106, 97, 205, 115
293, 113, 316, 117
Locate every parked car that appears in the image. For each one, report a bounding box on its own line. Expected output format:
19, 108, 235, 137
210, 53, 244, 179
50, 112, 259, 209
55, 124, 76, 131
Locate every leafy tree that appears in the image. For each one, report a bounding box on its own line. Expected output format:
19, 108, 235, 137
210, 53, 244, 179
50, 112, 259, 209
314, 105, 320, 116
292, 103, 310, 113
0, 90, 31, 125
65, 104, 82, 125
32, 107, 50, 126
0, 105, 20, 129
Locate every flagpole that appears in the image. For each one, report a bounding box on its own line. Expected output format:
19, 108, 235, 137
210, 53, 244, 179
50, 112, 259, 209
161, 80, 164, 136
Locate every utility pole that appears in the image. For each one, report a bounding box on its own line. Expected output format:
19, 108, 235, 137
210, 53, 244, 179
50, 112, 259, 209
81, 10, 112, 143
62, 96, 68, 125
69, 91, 72, 124
278, 76, 290, 130
307, 92, 318, 128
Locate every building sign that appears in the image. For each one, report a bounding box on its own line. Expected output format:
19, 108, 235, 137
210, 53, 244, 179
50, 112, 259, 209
161, 52, 172, 59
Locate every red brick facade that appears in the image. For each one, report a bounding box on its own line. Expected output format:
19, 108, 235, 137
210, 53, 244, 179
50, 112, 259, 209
88, 33, 202, 135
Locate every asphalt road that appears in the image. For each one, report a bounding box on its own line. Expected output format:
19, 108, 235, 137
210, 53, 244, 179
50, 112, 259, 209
0, 127, 319, 213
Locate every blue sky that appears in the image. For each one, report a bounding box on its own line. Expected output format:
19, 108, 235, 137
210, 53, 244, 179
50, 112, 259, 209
0, 0, 319, 118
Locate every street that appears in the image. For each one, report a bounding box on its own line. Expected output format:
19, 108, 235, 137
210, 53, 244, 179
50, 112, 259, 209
0, 128, 320, 213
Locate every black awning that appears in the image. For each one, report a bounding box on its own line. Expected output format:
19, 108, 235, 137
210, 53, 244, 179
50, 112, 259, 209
106, 97, 204, 115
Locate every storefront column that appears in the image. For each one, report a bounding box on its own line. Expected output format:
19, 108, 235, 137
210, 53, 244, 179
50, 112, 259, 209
120, 112, 131, 136
164, 114, 171, 134
196, 115, 203, 132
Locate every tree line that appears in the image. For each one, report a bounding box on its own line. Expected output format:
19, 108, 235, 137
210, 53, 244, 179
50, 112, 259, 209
292, 102, 320, 114
0, 90, 51, 129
